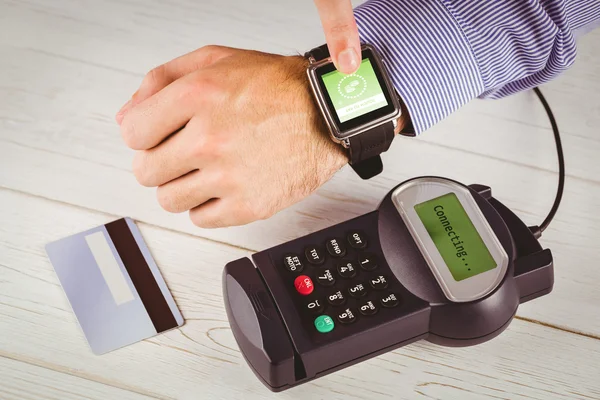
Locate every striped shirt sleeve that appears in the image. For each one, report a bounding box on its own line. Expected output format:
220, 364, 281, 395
354, 0, 600, 134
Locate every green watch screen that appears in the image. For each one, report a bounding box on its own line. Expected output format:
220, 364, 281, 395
321, 59, 389, 123
414, 193, 497, 281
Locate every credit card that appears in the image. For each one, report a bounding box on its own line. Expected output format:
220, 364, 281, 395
45, 218, 184, 354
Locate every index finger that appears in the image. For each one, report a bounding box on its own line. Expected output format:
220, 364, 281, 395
313, 0, 361, 74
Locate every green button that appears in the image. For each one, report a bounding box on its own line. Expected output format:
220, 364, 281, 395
314, 315, 335, 333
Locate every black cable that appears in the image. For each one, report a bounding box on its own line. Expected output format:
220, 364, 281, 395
530, 87, 565, 237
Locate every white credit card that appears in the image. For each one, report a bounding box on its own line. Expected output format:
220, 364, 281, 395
45, 218, 184, 354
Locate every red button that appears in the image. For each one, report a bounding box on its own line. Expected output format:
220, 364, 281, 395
294, 275, 314, 296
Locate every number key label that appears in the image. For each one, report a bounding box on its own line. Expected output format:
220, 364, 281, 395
381, 293, 399, 308
359, 253, 377, 270
317, 269, 336, 286
308, 300, 321, 309
328, 290, 346, 306
370, 275, 388, 289
361, 301, 375, 312
350, 284, 364, 293
337, 307, 357, 324
360, 300, 375, 311
382, 294, 397, 303
359, 300, 378, 315
337, 262, 357, 278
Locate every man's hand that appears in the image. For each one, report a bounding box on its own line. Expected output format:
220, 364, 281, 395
116, 46, 347, 228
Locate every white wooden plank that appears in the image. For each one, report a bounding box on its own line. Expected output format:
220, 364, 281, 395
1, 188, 599, 400
0, 356, 154, 400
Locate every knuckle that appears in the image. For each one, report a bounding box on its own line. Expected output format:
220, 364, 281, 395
156, 186, 182, 213
189, 132, 209, 159
120, 118, 143, 150
189, 212, 204, 227
190, 130, 229, 160
197, 45, 231, 64
132, 152, 153, 186
205, 136, 225, 158
185, 75, 219, 98
329, 22, 353, 36
189, 210, 222, 229
214, 168, 238, 193
237, 199, 265, 223
199, 44, 220, 54
143, 65, 166, 89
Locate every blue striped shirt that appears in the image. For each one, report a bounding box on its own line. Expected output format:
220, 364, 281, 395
354, 0, 600, 134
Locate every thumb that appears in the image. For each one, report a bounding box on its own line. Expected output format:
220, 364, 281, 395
314, 0, 361, 74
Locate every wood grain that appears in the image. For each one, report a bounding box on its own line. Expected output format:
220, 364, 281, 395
1, 0, 599, 398
1, 188, 600, 399
2, 129, 600, 336
1, 1, 600, 339
0, 356, 154, 400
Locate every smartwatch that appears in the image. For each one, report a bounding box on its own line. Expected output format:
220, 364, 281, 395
306, 44, 407, 179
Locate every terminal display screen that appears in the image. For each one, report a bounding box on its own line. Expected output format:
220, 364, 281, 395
414, 193, 497, 281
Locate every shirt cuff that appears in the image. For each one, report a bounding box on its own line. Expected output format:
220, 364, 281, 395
354, 0, 484, 134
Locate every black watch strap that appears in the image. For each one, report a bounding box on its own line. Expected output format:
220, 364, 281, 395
306, 44, 397, 180
348, 121, 395, 179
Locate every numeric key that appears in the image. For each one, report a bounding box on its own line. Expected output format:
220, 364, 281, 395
358, 300, 378, 316
315, 269, 336, 286
337, 308, 357, 324
327, 290, 346, 306
369, 275, 388, 290
305, 298, 324, 315
358, 253, 378, 271
337, 261, 357, 279
380, 293, 400, 308
348, 282, 367, 298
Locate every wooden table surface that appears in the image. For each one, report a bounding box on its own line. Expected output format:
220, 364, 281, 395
1, 0, 599, 399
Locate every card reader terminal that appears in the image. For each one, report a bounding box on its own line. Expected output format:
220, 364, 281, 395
223, 177, 554, 391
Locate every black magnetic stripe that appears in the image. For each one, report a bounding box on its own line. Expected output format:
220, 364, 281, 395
105, 218, 177, 333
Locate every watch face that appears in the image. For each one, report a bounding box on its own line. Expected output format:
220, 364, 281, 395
313, 47, 398, 137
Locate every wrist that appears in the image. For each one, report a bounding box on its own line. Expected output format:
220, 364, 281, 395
394, 99, 413, 135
